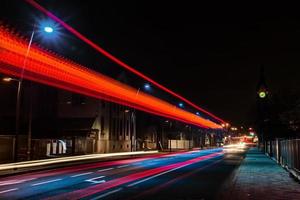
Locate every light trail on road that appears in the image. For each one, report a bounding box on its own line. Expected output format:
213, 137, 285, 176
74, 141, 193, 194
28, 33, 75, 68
49, 152, 222, 199
0, 149, 224, 199
25, 0, 225, 124
0, 25, 222, 129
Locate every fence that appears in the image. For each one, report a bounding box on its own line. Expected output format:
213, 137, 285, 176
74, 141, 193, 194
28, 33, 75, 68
0, 135, 14, 163
266, 139, 300, 177
168, 139, 193, 150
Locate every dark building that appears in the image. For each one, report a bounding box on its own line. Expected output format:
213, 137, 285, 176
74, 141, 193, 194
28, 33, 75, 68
0, 79, 137, 162
0, 75, 217, 163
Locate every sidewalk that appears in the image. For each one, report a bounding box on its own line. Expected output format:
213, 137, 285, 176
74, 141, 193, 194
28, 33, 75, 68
220, 148, 300, 200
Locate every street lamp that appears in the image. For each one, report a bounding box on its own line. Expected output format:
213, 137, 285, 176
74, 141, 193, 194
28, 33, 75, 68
144, 83, 151, 90
3, 77, 14, 82
10, 22, 56, 162
3, 77, 22, 162
44, 26, 54, 33
178, 102, 184, 108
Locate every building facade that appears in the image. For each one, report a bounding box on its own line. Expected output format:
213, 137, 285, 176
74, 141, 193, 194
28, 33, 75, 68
57, 91, 136, 154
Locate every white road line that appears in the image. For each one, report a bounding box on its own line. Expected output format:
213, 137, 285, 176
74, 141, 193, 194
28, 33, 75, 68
127, 165, 185, 187
70, 172, 93, 178
0, 178, 36, 186
0, 188, 18, 194
31, 179, 62, 186
90, 188, 123, 200
97, 167, 114, 172
85, 176, 106, 184
116, 164, 129, 168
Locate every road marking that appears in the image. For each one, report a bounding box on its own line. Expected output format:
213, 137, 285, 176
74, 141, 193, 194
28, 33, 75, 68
127, 154, 223, 187
85, 176, 106, 184
0, 188, 18, 194
31, 179, 62, 186
97, 167, 114, 172
0, 178, 36, 186
90, 188, 123, 200
70, 172, 93, 178
127, 165, 184, 187
116, 164, 129, 168
126, 158, 225, 200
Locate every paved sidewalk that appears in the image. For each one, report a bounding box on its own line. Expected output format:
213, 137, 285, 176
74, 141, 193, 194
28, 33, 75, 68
220, 148, 300, 200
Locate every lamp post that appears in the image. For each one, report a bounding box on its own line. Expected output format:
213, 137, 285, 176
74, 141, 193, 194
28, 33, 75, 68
132, 83, 151, 151
178, 102, 184, 108
129, 110, 136, 152
2, 78, 22, 161
4, 23, 56, 162
144, 83, 151, 91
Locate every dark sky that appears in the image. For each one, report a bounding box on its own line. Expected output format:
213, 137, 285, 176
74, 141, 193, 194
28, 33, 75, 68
2, 1, 300, 126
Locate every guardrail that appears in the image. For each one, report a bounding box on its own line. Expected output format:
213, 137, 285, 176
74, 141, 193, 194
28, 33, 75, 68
266, 139, 300, 180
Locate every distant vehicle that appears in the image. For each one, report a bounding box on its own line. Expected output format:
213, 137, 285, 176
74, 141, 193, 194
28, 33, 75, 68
216, 142, 224, 147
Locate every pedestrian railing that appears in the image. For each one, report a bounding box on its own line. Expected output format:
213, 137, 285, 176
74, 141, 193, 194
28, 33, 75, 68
267, 139, 300, 177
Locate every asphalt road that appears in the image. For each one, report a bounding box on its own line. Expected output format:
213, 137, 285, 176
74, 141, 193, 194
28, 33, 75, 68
0, 148, 245, 200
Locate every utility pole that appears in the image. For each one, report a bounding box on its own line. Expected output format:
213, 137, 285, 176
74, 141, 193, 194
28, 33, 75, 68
27, 83, 33, 160
14, 80, 22, 162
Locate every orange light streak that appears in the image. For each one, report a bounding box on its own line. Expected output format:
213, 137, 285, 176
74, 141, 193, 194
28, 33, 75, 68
0, 26, 222, 129
25, 0, 225, 124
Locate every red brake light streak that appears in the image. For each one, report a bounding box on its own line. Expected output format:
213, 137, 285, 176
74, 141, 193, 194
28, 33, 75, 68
24, 0, 225, 125
0, 26, 222, 129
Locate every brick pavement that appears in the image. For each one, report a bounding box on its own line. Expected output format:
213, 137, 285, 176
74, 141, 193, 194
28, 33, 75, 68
219, 148, 300, 200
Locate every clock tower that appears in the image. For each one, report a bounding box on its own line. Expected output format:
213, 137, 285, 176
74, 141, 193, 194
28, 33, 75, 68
256, 66, 269, 100
256, 65, 270, 151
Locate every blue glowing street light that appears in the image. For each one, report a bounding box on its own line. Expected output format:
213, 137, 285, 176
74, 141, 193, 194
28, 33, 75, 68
44, 26, 54, 33
144, 83, 151, 90
196, 112, 200, 116
37, 19, 61, 41
178, 102, 184, 108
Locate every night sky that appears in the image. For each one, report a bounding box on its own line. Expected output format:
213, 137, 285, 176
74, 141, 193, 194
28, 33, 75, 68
2, 1, 300, 126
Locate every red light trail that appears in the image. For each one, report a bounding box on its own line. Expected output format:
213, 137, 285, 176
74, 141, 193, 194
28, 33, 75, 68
25, 0, 225, 124
0, 26, 222, 129
0, 151, 188, 182
47, 152, 223, 200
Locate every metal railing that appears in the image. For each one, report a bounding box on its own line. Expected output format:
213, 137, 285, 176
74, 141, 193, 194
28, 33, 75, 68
267, 139, 300, 175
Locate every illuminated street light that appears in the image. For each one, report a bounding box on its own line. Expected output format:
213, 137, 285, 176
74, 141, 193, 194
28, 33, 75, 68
37, 20, 60, 41
196, 112, 200, 116
178, 102, 184, 108
44, 26, 54, 33
11, 20, 59, 162
2, 77, 19, 82
144, 83, 151, 90
3, 77, 13, 82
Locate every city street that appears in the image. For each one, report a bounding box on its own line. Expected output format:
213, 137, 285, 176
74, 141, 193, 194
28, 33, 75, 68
1, 1, 300, 199
0, 148, 244, 200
